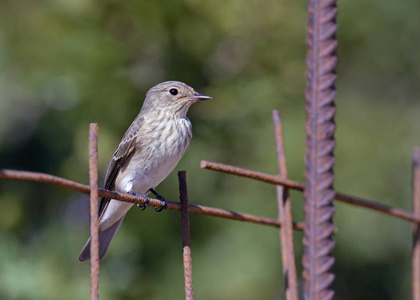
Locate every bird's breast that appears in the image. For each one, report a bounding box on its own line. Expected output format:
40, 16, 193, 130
116, 117, 192, 193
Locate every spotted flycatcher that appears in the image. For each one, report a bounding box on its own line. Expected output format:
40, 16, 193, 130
79, 81, 211, 261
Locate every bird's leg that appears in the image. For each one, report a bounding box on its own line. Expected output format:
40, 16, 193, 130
124, 190, 150, 211
148, 188, 167, 212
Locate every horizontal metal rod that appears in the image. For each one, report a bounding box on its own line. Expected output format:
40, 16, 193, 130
200, 160, 420, 224
0, 169, 304, 231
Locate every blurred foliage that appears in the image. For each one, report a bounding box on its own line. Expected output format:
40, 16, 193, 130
0, 0, 419, 299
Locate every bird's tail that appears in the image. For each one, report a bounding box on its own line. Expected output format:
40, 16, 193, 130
79, 216, 125, 262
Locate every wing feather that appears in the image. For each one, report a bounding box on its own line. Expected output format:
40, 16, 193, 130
98, 115, 144, 217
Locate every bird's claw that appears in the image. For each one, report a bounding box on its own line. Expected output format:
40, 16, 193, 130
137, 199, 150, 211
137, 195, 150, 210
154, 198, 167, 212
124, 190, 150, 210
149, 188, 167, 213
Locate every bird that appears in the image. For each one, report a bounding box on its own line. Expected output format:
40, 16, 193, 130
79, 81, 211, 262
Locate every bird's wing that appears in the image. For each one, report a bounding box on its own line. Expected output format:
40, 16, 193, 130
98, 116, 144, 218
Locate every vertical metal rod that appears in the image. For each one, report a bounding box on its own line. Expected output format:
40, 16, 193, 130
303, 0, 338, 299
89, 123, 100, 300
179, 171, 194, 300
272, 110, 299, 300
413, 147, 420, 300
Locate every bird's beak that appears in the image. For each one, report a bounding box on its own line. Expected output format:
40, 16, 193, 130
184, 94, 212, 102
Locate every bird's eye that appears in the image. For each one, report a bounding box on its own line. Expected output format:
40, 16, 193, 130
169, 88, 178, 96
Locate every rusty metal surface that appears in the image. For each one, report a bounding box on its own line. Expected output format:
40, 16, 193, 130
272, 110, 298, 300
0, 168, 305, 230
179, 171, 194, 300
2, 163, 418, 226
413, 147, 420, 300
303, 0, 338, 298
201, 161, 305, 190
201, 160, 420, 224
89, 124, 100, 300
185, 202, 302, 230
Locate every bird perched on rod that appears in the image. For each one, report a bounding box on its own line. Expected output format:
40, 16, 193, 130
79, 81, 211, 262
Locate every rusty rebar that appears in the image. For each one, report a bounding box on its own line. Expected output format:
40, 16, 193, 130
413, 147, 420, 300
201, 160, 420, 225
303, 0, 338, 297
201, 161, 304, 190
0, 169, 304, 231
89, 124, 100, 300
179, 171, 194, 300
186, 202, 304, 231
272, 110, 298, 300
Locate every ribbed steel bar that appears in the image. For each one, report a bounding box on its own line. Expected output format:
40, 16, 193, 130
413, 147, 420, 300
89, 124, 100, 300
179, 171, 194, 300
0, 169, 305, 231
303, 0, 338, 298
200, 160, 420, 224
272, 110, 298, 300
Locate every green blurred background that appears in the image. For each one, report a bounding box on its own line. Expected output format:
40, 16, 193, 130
0, 0, 419, 299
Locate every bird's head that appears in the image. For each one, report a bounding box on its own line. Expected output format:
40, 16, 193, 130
142, 81, 211, 117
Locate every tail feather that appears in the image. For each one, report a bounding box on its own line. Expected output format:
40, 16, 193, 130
79, 217, 125, 262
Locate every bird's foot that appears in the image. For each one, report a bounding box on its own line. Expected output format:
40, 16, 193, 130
149, 188, 167, 212
124, 190, 150, 211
